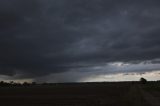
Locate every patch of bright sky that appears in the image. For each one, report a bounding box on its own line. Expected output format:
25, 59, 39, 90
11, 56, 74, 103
0, 62, 160, 83
81, 71, 160, 82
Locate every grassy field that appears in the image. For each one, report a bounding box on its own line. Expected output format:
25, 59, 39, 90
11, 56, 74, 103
0, 82, 159, 106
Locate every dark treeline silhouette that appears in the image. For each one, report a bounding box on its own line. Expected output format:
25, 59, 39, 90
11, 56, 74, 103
0, 81, 37, 87
140, 77, 147, 84
0, 78, 159, 87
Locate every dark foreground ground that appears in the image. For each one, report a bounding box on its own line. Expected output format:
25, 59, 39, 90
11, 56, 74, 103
0, 82, 159, 106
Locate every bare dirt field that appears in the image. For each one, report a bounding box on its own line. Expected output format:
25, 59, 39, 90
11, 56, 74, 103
0, 82, 159, 106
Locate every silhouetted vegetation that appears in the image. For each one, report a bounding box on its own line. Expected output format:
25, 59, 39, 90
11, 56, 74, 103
0, 81, 37, 87
140, 77, 147, 84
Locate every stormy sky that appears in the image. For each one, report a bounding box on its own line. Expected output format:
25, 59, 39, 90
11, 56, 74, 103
0, 0, 160, 82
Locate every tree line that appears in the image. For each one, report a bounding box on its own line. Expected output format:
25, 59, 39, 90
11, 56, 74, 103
0, 81, 37, 87
0, 78, 159, 87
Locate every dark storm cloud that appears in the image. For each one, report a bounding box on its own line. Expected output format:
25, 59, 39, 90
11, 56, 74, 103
0, 0, 160, 79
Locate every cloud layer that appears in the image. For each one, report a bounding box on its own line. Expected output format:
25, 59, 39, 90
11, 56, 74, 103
0, 0, 160, 81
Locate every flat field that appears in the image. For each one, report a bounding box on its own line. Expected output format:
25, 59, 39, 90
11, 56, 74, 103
0, 82, 159, 106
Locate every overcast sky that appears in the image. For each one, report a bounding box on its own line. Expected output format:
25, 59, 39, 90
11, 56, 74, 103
0, 0, 160, 82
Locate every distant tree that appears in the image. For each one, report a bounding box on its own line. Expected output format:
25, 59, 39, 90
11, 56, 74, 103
0, 81, 5, 86
0, 81, 10, 87
23, 82, 30, 86
140, 77, 147, 84
14, 82, 21, 86
0, 81, 4, 84
10, 81, 14, 85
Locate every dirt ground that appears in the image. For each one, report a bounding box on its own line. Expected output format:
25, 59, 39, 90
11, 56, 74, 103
0, 82, 159, 106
